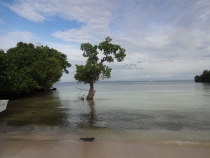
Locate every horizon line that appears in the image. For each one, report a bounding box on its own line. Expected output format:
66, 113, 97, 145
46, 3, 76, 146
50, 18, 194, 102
57, 79, 194, 83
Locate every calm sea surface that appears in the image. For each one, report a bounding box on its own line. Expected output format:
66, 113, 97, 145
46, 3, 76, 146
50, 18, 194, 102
1, 81, 210, 144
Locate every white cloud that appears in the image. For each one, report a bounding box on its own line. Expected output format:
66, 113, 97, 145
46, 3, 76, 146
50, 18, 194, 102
41, 41, 85, 61
6, 0, 46, 22
5, 0, 113, 23
0, 31, 38, 51
52, 24, 110, 43
2, 0, 210, 81
5, 0, 114, 42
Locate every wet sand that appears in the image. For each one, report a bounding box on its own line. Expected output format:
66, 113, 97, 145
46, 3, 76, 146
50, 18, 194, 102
1, 136, 210, 158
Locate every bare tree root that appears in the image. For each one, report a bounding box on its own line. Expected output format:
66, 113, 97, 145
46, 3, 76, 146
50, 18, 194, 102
76, 87, 88, 101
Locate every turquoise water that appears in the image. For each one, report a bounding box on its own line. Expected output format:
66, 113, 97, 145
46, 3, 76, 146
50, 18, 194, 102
0, 81, 210, 144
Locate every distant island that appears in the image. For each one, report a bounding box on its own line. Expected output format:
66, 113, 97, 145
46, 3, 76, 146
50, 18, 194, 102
194, 70, 210, 82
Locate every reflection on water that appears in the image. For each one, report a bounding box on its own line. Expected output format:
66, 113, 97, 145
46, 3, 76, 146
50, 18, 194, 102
0, 91, 104, 134
201, 83, 210, 95
77, 100, 99, 129
0, 81, 210, 143
0, 92, 69, 133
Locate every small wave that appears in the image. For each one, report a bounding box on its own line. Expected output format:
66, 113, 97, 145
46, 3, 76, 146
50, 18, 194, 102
160, 140, 210, 146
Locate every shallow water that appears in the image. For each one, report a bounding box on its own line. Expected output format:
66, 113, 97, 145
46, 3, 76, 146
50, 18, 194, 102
0, 81, 210, 144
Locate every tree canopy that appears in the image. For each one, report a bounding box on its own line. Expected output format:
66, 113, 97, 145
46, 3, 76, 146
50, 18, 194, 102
195, 70, 210, 82
74, 37, 126, 99
75, 37, 126, 84
0, 42, 71, 94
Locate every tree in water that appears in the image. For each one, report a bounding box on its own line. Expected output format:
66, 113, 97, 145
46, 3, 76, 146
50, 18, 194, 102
0, 42, 71, 94
74, 37, 126, 100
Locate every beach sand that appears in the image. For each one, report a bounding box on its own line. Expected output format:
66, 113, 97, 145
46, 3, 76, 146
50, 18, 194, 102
1, 136, 210, 158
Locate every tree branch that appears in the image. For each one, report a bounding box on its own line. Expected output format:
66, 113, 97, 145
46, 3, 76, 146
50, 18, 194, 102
76, 87, 89, 91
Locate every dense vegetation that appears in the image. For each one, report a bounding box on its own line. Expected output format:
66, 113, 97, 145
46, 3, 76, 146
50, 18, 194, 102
0, 42, 71, 95
74, 37, 126, 100
195, 70, 210, 82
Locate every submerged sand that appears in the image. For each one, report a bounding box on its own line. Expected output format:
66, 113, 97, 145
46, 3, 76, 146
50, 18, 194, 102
1, 136, 210, 158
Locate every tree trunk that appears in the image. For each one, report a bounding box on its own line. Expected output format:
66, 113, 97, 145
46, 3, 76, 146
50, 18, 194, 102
86, 82, 95, 100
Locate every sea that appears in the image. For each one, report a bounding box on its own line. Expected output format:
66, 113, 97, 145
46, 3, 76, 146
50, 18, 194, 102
0, 81, 210, 145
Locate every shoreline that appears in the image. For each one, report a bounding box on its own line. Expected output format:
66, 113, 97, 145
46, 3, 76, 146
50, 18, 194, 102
1, 136, 210, 158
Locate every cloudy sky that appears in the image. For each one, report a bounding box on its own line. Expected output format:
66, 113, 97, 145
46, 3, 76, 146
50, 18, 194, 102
0, 0, 210, 82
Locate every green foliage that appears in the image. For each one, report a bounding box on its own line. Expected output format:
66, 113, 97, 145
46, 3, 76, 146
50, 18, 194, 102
195, 70, 210, 82
75, 61, 111, 84
0, 42, 71, 94
74, 37, 126, 86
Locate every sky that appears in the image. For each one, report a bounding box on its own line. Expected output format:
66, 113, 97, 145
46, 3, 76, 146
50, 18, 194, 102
0, 0, 210, 82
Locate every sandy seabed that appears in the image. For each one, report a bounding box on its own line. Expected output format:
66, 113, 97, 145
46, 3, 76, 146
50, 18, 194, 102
1, 136, 210, 158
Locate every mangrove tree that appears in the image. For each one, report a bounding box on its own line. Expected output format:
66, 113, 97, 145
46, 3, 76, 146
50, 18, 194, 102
74, 37, 126, 100
0, 42, 71, 95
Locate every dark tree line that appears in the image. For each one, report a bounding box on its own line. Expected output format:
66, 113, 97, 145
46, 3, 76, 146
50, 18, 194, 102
0, 42, 71, 95
195, 70, 210, 82
0, 37, 126, 100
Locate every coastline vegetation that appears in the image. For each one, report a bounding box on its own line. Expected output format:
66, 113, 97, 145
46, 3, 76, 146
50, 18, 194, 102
194, 70, 210, 82
0, 42, 71, 97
